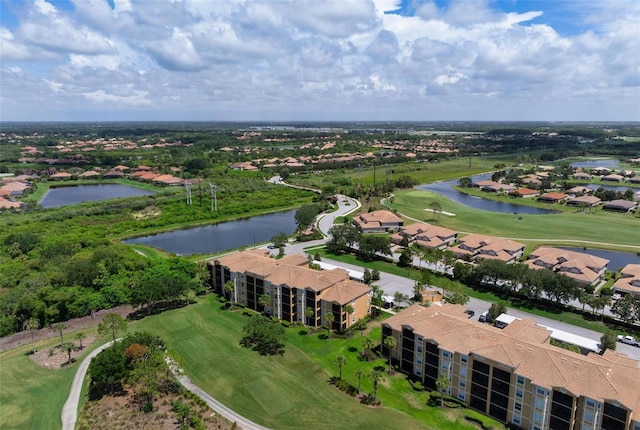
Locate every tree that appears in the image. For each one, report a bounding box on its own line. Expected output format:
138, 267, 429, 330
371, 268, 381, 281
62, 342, 76, 365
305, 307, 315, 328
488, 302, 507, 323
369, 369, 384, 400
458, 177, 472, 188
258, 294, 271, 315
393, 291, 409, 307
362, 337, 374, 359
240, 316, 287, 355
98, 313, 127, 343
295, 204, 321, 231
52, 322, 67, 348
224, 280, 236, 303
429, 201, 442, 221
324, 312, 335, 335
326, 223, 361, 254
358, 235, 391, 262
600, 331, 617, 354
363, 268, 372, 284
383, 335, 397, 373
611, 294, 637, 324
354, 368, 365, 394
344, 304, 354, 325
270, 232, 288, 248
334, 355, 347, 380
24, 317, 39, 353
75, 332, 86, 350
397, 248, 413, 267
435, 374, 451, 406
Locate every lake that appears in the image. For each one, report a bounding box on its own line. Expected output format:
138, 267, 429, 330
559, 247, 640, 271
584, 184, 635, 193
417, 174, 555, 214
123, 210, 297, 255
40, 184, 154, 208
570, 159, 620, 169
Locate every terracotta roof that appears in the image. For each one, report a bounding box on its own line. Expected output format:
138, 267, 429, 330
384, 304, 640, 412
358, 210, 403, 225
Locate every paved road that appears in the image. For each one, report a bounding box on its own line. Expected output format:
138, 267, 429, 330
61, 340, 116, 430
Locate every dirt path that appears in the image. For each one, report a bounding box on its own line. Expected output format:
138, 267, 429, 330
0, 305, 134, 353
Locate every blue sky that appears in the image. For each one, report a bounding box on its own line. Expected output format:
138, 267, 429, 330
1, 0, 638, 122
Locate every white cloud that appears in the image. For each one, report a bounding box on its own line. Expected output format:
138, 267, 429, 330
0, 0, 638, 121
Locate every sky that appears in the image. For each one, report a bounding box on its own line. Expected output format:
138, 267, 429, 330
1, 0, 639, 122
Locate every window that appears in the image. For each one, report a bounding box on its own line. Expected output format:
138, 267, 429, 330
461, 354, 468, 363
416, 369, 421, 376
513, 416, 521, 425
584, 411, 594, 423
534, 412, 543, 423
458, 392, 465, 401
460, 366, 467, 377
535, 398, 545, 409
416, 357, 422, 365
537, 387, 546, 396
459, 380, 466, 388
417, 346, 423, 353
514, 402, 522, 412
516, 389, 523, 399
417, 336, 424, 342
516, 375, 524, 385
586, 399, 595, 408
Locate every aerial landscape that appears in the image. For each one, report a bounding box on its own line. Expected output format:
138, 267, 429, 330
1, 1, 639, 430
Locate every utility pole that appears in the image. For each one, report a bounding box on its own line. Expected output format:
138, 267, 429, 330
185, 181, 192, 205
209, 183, 217, 212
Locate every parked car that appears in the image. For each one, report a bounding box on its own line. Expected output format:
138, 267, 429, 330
612, 293, 622, 300
617, 335, 640, 347
464, 310, 475, 318
478, 311, 489, 323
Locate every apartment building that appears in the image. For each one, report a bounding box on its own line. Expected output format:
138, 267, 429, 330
390, 222, 458, 250
382, 304, 640, 430
449, 234, 525, 264
209, 250, 371, 330
613, 264, 640, 299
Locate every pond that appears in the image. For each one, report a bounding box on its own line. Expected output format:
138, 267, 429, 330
559, 247, 640, 271
123, 210, 297, 256
40, 184, 154, 208
570, 159, 620, 169
584, 184, 635, 193
417, 174, 555, 214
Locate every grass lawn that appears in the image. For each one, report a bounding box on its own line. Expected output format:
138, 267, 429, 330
133, 297, 503, 430
389, 189, 640, 251
0, 332, 105, 430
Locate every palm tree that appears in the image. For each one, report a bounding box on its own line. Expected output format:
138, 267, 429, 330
62, 342, 75, 365
258, 294, 271, 315
75, 332, 86, 350
429, 201, 442, 221
324, 312, 335, 335
52, 323, 67, 348
383, 335, 397, 373
23, 317, 39, 353
343, 304, 354, 327
370, 369, 384, 400
354, 368, 365, 394
224, 280, 235, 303
334, 355, 347, 380
362, 337, 374, 359
304, 307, 315, 328
435, 374, 451, 406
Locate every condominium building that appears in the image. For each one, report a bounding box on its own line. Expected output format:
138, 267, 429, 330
382, 304, 640, 430
209, 250, 371, 330
449, 234, 525, 264
525, 247, 609, 287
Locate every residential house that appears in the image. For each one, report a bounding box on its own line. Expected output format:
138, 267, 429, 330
602, 200, 638, 213
50, 172, 72, 180
103, 170, 124, 179
353, 210, 403, 233
525, 247, 609, 287
602, 174, 625, 182
513, 188, 539, 198
537, 192, 569, 204
78, 170, 100, 179
391, 222, 458, 249
591, 167, 611, 175
382, 303, 640, 430
209, 250, 371, 331
0, 196, 21, 209
572, 171, 592, 180
0, 180, 30, 197
612, 264, 640, 299
449, 234, 525, 263
566, 186, 593, 196
566, 195, 601, 208
628, 177, 640, 184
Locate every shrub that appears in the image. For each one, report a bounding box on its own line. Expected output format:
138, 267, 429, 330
360, 394, 381, 406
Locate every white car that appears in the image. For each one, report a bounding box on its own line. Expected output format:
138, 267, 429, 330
617, 335, 640, 347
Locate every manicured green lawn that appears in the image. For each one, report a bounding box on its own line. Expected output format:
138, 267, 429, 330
134, 297, 502, 430
389, 189, 640, 251
0, 334, 104, 430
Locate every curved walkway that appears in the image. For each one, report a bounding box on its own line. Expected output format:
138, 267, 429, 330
61, 340, 116, 430
62, 339, 270, 430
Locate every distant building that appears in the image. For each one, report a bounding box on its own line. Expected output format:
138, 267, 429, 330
449, 234, 525, 263
602, 200, 638, 213
612, 264, 640, 299
353, 210, 403, 233
525, 247, 609, 287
